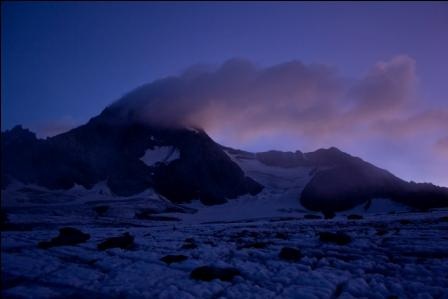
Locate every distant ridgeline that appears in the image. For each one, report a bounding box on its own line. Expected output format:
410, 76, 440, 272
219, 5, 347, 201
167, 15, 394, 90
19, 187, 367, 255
2, 105, 448, 211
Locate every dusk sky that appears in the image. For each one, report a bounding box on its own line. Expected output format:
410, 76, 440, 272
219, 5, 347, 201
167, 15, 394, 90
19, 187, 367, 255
2, 2, 448, 186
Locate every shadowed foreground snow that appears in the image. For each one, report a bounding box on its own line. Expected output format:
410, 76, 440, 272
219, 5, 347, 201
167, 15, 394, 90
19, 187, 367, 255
2, 183, 448, 298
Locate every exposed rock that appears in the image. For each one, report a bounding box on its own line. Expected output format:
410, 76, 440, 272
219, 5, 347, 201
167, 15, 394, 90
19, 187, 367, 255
239, 242, 269, 249
319, 231, 352, 245
275, 232, 288, 240
2, 116, 263, 205
190, 266, 240, 281
439, 216, 448, 222
347, 214, 363, 220
135, 211, 180, 221
97, 232, 134, 250
323, 211, 335, 219
279, 247, 302, 262
38, 227, 90, 249
304, 214, 322, 220
300, 148, 448, 212
93, 205, 109, 216
181, 238, 198, 249
160, 255, 188, 265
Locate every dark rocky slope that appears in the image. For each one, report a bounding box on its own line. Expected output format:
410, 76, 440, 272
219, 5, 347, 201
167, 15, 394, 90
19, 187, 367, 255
247, 148, 448, 212
1, 107, 262, 205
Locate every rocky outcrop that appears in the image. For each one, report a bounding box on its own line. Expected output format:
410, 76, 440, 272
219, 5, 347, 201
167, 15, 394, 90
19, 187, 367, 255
1, 106, 263, 205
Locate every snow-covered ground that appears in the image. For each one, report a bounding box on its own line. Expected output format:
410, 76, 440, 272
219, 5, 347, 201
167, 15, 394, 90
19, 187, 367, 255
2, 183, 448, 298
140, 146, 180, 166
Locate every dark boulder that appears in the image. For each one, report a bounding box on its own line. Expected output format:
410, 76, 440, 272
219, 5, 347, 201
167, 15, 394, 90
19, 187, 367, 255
439, 216, 448, 222
93, 205, 109, 216
304, 214, 322, 220
38, 227, 90, 249
160, 255, 188, 265
181, 238, 198, 250
97, 232, 134, 250
319, 232, 352, 245
323, 211, 335, 219
279, 247, 302, 262
275, 232, 289, 240
239, 242, 269, 249
190, 266, 240, 281
347, 214, 363, 220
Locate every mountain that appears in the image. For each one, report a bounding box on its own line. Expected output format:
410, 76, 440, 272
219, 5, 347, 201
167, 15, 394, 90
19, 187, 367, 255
1, 107, 262, 206
224, 147, 448, 212
2, 106, 448, 212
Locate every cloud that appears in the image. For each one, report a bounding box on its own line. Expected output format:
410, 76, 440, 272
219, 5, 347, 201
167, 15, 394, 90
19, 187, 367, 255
435, 136, 448, 156
110, 55, 419, 141
107, 55, 447, 186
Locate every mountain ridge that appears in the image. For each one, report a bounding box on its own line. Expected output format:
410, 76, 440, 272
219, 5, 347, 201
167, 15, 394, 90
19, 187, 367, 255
2, 108, 448, 211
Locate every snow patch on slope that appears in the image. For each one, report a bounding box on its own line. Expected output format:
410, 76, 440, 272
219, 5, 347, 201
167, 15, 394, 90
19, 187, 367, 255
140, 146, 180, 166
169, 150, 315, 223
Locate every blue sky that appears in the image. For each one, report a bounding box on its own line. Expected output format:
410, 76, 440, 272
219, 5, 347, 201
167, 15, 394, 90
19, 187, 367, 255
2, 2, 448, 185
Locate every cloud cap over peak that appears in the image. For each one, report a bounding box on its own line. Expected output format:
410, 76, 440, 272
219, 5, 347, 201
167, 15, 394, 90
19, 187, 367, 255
106, 55, 447, 186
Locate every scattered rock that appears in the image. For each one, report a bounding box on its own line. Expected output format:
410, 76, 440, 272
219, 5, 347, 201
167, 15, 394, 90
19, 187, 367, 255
304, 214, 322, 220
376, 229, 388, 236
181, 238, 198, 249
190, 266, 240, 281
275, 232, 289, 240
160, 255, 188, 265
319, 232, 352, 245
135, 210, 180, 221
38, 227, 90, 249
1, 210, 8, 224
239, 242, 269, 249
97, 232, 134, 250
93, 205, 109, 216
279, 247, 302, 262
323, 211, 335, 219
347, 214, 363, 220
0, 210, 9, 231
439, 216, 448, 222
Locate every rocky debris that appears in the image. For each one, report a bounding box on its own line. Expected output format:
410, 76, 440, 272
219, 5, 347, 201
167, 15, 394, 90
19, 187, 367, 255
279, 247, 302, 262
181, 238, 198, 249
347, 214, 363, 220
304, 214, 322, 220
38, 227, 90, 249
160, 255, 188, 265
97, 232, 134, 250
275, 232, 289, 240
135, 211, 180, 221
323, 211, 335, 219
439, 216, 448, 222
190, 266, 241, 282
376, 228, 388, 236
319, 231, 352, 245
0, 210, 9, 230
239, 242, 269, 249
2, 119, 263, 205
93, 205, 109, 216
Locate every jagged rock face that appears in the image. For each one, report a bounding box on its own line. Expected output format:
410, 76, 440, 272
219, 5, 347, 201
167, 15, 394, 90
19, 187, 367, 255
256, 150, 306, 168
1, 108, 263, 205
